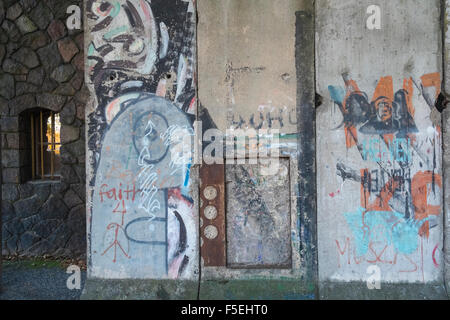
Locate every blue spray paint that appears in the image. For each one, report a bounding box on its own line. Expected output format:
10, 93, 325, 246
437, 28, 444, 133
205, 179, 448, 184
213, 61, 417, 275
344, 207, 429, 256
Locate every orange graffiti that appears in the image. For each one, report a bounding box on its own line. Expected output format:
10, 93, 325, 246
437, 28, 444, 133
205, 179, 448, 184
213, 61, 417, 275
411, 171, 442, 238
403, 77, 415, 117
421, 72, 441, 100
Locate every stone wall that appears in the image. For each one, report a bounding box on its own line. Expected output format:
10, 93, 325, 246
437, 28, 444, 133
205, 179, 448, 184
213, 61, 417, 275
0, 0, 86, 259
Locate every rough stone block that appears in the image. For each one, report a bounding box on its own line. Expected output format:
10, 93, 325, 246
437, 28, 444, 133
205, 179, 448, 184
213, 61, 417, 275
37, 42, 62, 72
58, 37, 79, 63
20, 30, 49, 49
50, 64, 75, 83
29, 1, 53, 30
15, 15, 37, 34
0, 116, 19, 132
2, 58, 28, 74
2, 184, 19, 201
36, 92, 66, 111
0, 73, 15, 99
27, 66, 45, 85
12, 46, 39, 68
47, 19, 66, 41
2, 167, 20, 183
6, 3, 22, 21
2, 19, 21, 42
14, 194, 41, 218
63, 188, 82, 209
2, 149, 20, 167
61, 124, 79, 143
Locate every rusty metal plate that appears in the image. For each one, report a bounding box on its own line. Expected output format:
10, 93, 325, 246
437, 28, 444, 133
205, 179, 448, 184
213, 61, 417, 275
200, 163, 226, 266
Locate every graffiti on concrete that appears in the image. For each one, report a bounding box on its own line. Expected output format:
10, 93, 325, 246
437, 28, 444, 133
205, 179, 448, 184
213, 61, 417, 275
226, 160, 291, 268
328, 73, 442, 281
87, 0, 197, 279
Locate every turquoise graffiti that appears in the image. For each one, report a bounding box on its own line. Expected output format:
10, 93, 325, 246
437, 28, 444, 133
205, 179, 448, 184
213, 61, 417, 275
344, 207, 429, 256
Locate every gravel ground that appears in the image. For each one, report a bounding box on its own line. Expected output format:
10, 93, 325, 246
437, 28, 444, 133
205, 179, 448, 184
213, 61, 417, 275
0, 259, 86, 300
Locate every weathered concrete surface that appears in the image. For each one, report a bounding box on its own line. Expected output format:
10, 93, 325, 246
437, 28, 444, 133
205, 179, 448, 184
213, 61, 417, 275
200, 279, 315, 300
226, 160, 291, 268
198, 0, 309, 133
197, 0, 316, 300
83, 0, 198, 296
319, 281, 447, 300
443, 107, 450, 297
443, 0, 450, 298
81, 279, 198, 300
316, 0, 444, 296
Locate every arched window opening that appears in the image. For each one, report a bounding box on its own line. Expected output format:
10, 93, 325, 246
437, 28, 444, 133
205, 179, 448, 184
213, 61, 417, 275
20, 108, 61, 181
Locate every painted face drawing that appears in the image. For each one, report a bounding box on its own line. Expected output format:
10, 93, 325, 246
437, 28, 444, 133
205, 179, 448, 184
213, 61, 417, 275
375, 97, 393, 122
87, 0, 161, 78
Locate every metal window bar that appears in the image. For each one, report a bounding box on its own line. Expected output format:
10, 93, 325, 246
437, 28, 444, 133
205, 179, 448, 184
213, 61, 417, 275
31, 113, 35, 180
51, 111, 54, 179
40, 111, 44, 178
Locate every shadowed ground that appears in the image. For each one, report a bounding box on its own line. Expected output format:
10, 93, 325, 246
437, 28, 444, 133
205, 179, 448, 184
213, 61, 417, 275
0, 258, 86, 300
